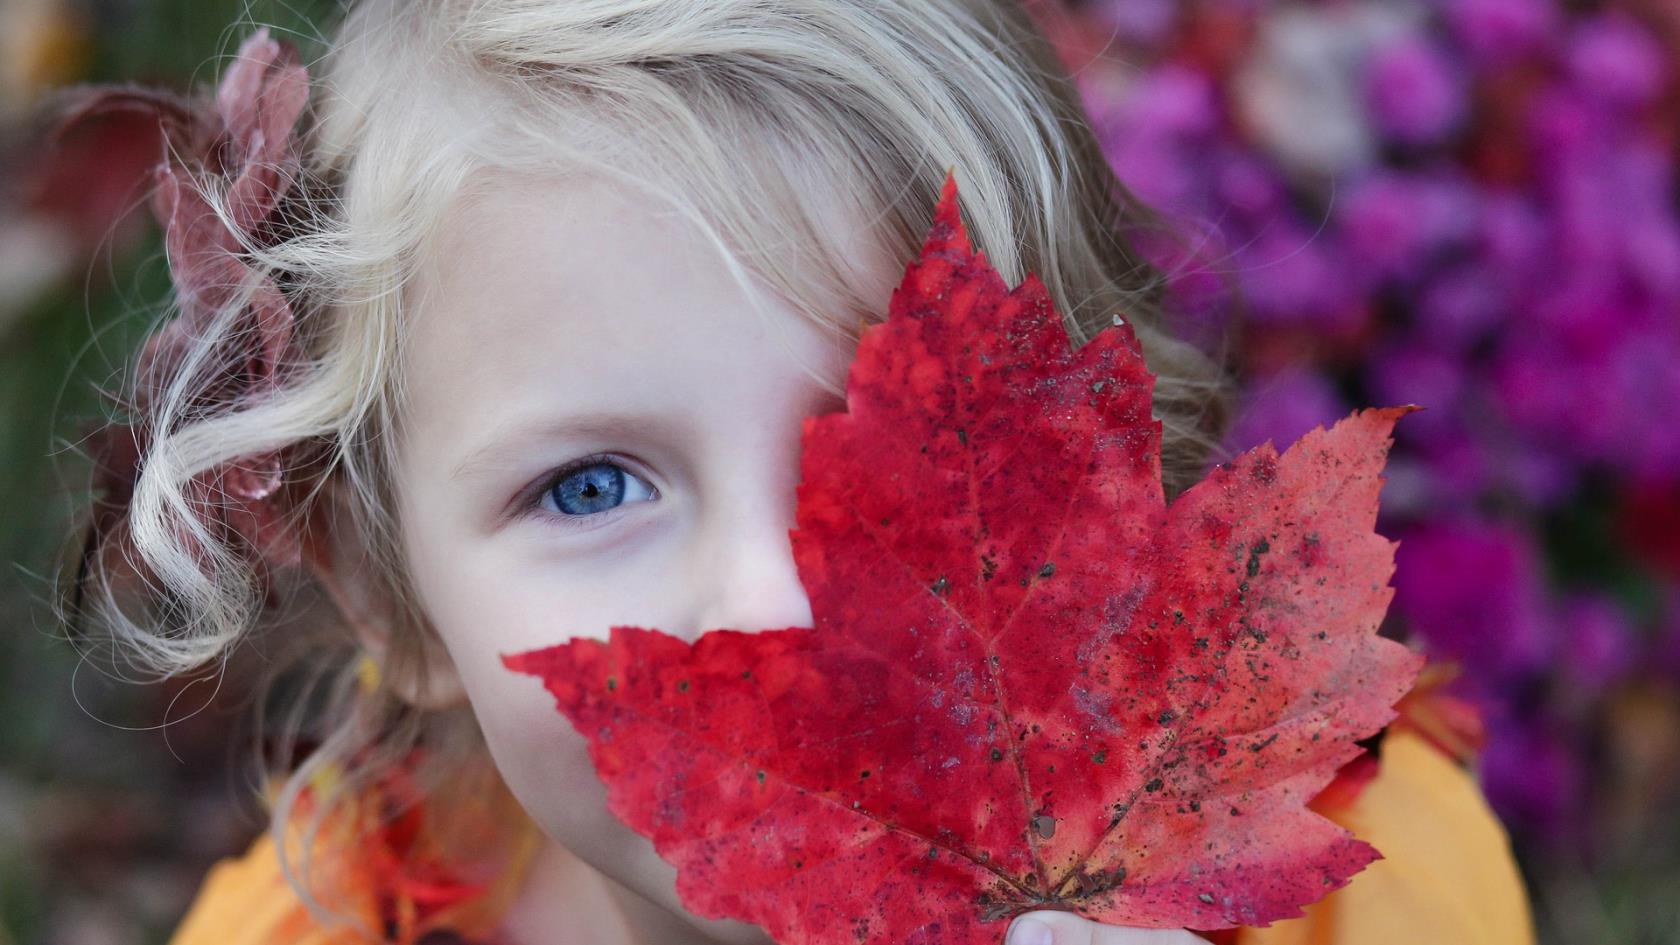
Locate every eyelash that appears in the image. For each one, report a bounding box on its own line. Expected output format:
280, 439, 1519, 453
526, 452, 659, 529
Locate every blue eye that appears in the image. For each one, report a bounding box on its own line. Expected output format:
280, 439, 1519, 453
539, 458, 657, 519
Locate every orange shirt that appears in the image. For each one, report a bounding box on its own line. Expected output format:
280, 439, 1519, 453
168, 686, 1534, 945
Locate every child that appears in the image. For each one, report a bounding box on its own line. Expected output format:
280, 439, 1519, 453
61, 2, 1534, 944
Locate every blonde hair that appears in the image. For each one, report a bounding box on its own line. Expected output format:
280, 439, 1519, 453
63, 0, 1227, 924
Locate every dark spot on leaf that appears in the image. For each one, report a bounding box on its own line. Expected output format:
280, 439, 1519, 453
606, 676, 617, 691
756, 770, 766, 784
1031, 814, 1056, 839
930, 575, 949, 595
1246, 538, 1271, 578
1199, 892, 1215, 904
860, 769, 871, 779
1038, 561, 1056, 578
956, 429, 968, 446
1194, 637, 1209, 650
677, 679, 690, 693
990, 747, 1004, 762
1092, 749, 1107, 764
1250, 733, 1279, 752
1157, 709, 1177, 725
1144, 777, 1163, 793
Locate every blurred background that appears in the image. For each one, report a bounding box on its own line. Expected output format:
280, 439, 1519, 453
0, 0, 1676, 943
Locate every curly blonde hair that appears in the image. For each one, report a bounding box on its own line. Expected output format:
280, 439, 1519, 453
62, 0, 1228, 924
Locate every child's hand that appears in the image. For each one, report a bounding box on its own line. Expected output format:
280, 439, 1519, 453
1007, 913, 1213, 945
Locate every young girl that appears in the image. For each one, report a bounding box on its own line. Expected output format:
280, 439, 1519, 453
61, 2, 1535, 944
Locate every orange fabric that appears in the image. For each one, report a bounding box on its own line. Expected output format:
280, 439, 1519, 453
167, 830, 380, 945
1233, 730, 1536, 945
168, 761, 539, 945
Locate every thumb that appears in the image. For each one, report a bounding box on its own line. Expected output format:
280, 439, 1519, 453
1006, 911, 1213, 945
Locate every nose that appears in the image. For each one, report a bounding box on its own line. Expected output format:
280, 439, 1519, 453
683, 483, 815, 638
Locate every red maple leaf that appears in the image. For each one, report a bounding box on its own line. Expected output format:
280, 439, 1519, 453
503, 172, 1423, 943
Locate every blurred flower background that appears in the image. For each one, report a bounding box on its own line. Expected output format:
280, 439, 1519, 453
0, 0, 1676, 943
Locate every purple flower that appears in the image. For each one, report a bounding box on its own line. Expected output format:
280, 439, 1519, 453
1476, 191, 1548, 284
1370, 341, 1467, 416
1230, 217, 1365, 327
1093, 0, 1179, 45
1416, 265, 1506, 351
1567, 13, 1669, 111
1497, 442, 1576, 508
1494, 291, 1680, 479
1365, 34, 1465, 146
1336, 169, 1480, 286
1478, 713, 1586, 846
1215, 150, 1287, 219
1442, 0, 1561, 66
1410, 421, 1497, 507
1098, 66, 1221, 210
1625, 212, 1680, 299
1226, 367, 1348, 454
1557, 593, 1636, 690
1655, 590, 1680, 682
1394, 519, 1554, 683
1117, 63, 1221, 139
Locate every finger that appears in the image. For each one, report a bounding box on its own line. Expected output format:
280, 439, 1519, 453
1006, 911, 1213, 945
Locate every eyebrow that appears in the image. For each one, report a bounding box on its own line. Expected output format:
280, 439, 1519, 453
449, 410, 682, 482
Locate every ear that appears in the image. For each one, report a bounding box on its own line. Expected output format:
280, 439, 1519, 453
301, 476, 468, 712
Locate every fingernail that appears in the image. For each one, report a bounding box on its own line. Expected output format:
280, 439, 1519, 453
1008, 916, 1054, 945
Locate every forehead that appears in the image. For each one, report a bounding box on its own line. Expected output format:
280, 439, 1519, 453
396, 170, 870, 459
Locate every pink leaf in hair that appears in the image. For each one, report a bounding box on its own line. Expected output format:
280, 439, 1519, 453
153, 164, 248, 321
218, 29, 310, 236
64, 29, 314, 590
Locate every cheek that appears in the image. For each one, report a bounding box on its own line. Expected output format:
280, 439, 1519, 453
416, 572, 611, 850
399, 522, 641, 857
469, 670, 611, 848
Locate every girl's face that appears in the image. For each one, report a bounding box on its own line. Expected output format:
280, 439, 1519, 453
391, 171, 897, 937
